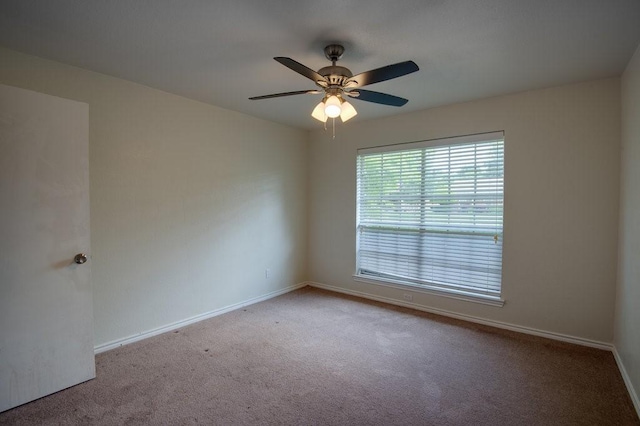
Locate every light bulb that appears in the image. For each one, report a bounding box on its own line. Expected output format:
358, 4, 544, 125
340, 101, 357, 122
311, 101, 327, 122
324, 95, 341, 118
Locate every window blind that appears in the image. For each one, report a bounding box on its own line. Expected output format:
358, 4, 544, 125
356, 132, 504, 298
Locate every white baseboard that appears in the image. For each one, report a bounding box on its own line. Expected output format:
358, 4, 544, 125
94, 282, 307, 354
613, 347, 640, 418
307, 281, 613, 351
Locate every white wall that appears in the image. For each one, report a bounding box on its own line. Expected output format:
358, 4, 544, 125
309, 78, 620, 344
0, 47, 308, 348
616, 43, 640, 410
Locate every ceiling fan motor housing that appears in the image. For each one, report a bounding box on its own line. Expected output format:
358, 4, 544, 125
317, 65, 353, 86
318, 44, 354, 87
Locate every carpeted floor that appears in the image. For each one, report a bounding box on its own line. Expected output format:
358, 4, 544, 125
1, 286, 638, 425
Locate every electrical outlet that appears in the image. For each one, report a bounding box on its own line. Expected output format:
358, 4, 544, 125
403, 293, 413, 301
265, 268, 270, 279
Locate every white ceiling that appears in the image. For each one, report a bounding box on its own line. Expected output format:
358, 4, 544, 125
1, 0, 639, 130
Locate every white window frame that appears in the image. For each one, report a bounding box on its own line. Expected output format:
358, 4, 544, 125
354, 131, 505, 306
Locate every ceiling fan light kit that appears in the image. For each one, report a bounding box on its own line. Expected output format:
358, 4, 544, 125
311, 101, 327, 122
339, 100, 357, 122
323, 95, 342, 118
249, 44, 418, 135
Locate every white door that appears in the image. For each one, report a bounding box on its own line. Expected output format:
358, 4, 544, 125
0, 84, 94, 412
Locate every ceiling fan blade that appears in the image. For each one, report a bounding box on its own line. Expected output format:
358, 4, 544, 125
347, 89, 409, 107
346, 61, 419, 88
249, 90, 321, 100
274, 57, 328, 85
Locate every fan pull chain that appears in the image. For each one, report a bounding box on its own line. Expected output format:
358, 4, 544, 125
332, 118, 336, 139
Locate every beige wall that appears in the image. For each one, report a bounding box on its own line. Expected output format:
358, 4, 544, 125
616, 43, 640, 409
0, 47, 308, 348
309, 78, 621, 344
0, 44, 628, 353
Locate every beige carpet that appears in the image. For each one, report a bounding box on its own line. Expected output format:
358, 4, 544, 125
1, 287, 638, 425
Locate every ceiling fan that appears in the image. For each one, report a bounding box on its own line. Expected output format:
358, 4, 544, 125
249, 44, 419, 124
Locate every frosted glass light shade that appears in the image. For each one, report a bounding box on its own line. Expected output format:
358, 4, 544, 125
311, 101, 327, 122
324, 95, 342, 118
340, 101, 357, 122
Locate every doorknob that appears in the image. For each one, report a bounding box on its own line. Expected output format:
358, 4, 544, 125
74, 253, 88, 264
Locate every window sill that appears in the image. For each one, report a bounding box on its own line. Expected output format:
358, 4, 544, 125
352, 274, 505, 307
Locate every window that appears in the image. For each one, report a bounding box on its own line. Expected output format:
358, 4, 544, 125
355, 132, 504, 303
